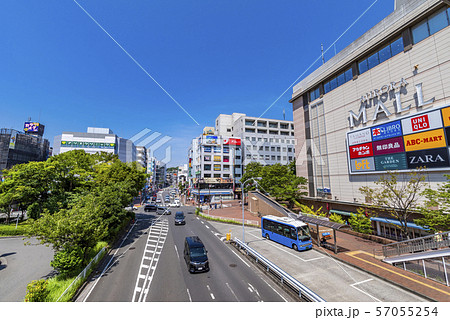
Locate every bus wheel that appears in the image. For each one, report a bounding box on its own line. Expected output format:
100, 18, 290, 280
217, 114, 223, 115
265, 234, 270, 240
292, 244, 298, 251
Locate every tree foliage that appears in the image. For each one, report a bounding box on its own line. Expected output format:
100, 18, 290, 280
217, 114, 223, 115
1, 150, 147, 274
360, 170, 426, 240
415, 174, 450, 233
349, 208, 373, 234
241, 161, 307, 209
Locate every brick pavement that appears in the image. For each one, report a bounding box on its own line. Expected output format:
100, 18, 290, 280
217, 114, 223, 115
189, 199, 450, 302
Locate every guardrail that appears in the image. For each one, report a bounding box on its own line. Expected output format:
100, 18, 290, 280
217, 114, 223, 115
232, 238, 325, 302
382, 231, 450, 258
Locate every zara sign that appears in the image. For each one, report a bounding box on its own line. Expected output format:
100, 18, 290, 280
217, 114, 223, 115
348, 78, 435, 128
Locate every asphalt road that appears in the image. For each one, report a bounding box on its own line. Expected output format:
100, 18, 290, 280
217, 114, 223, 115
78, 202, 293, 302
0, 237, 54, 302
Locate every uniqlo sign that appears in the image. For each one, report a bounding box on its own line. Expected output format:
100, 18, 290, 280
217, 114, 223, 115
411, 114, 429, 132
401, 110, 442, 135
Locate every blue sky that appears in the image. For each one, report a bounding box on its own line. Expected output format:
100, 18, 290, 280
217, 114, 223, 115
0, 0, 394, 166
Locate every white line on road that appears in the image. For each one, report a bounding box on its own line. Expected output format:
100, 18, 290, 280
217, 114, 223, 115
350, 279, 380, 302
225, 283, 239, 302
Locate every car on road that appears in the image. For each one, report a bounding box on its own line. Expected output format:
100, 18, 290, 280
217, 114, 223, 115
155, 199, 162, 204
184, 236, 209, 273
167, 202, 177, 207
144, 204, 157, 212
174, 211, 185, 225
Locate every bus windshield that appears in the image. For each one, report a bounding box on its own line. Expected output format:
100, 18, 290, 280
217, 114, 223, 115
297, 225, 311, 242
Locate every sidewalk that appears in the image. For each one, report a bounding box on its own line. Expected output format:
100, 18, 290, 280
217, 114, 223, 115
196, 200, 450, 302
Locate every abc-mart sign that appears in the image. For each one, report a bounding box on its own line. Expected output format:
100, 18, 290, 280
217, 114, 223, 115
346, 81, 450, 174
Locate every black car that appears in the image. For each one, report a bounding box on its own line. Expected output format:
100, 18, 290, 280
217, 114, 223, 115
184, 236, 209, 273
174, 211, 185, 225
144, 204, 157, 212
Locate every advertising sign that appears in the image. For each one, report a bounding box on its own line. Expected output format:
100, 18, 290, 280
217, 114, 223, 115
223, 138, 241, 146
403, 128, 446, 152
372, 136, 405, 156
204, 136, 218, 145
213, 164, 221, 171
401, 110, 442, 135
348, 128, 372, 146
214, 155, 221, 162
441, 107, 450, 127
406, 148, 450, 169
349, 142, 373, 159
374, 153, 408, 171
61, 141, 116, 149
371, 120, 402, 141
9, 131, 17, 149
350, 157, 376, 172
203, 127, 215, 135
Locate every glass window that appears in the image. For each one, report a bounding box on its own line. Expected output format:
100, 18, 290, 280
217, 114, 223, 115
378, 44, 392, 63
324, 81, 331, 94
412, 19, 429, 44
358, 59, 369, 74
337, 72, 346, 86
330, 77, 337, 90
428, 9, 449, 35
344, 68, 353, 82
390, 37, 403, 56
367, 52, 379, 69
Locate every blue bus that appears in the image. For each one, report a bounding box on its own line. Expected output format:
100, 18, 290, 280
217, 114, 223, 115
261, 215, 312, 251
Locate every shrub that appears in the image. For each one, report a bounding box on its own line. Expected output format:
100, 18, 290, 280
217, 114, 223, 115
349, 208, 373, 234
329, 213, 345, 224
50, 247, 83, 276
24, 279, 49, 302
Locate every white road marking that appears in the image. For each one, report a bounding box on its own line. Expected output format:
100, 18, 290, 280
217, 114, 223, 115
225, 283, 239, 302
350, 279, 380, 302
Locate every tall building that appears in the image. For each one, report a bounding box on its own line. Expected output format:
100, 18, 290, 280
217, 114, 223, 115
0, 121, 50, 171
215, 113, 296, 167
290, 0, 450, 238
188, 127, 242, 203
53, 127, 137, 163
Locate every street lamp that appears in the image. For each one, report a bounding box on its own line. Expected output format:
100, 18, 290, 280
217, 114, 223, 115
241, 177, 262, 243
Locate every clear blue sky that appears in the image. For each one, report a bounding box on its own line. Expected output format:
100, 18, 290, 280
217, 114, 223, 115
0, 0, 394, 166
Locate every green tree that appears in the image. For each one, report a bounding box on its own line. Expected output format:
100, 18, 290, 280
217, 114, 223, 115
415, 175, 450, 233
349, 208, 373, 234
360, 170, 426, 240
29, 193, 107, 267
259, 163, 308, 209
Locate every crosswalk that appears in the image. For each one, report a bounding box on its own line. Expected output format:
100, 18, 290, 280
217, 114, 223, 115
132, 217, 169, 302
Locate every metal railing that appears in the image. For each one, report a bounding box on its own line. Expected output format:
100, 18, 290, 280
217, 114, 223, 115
232, 238, 325, 302
382, 231, 450, 258
56, 247, 106, 302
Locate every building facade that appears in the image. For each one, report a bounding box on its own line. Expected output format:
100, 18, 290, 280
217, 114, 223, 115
290, 0, 450, 239
0, 121, 50, 171
53, 127, 137, 163
215, 113, 296, 167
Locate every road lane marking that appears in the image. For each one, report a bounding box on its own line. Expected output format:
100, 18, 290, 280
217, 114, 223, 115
82, 218, 139, 302
226, 283, 239, 302
345, 250, 450, 296
350, 279, 380, 302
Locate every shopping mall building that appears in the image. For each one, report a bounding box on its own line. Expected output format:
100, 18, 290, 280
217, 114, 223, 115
290, 0, 450, 238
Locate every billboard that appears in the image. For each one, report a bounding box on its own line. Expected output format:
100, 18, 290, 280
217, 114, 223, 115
347, 104, 450, 174
223, 138, 241, 146
24, 121, 45, 136
204, 135, 218, 145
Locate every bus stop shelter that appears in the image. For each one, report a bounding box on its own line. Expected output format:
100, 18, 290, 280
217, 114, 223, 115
297, 215, 351, 254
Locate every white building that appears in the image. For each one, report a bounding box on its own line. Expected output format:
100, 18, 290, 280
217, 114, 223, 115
53, 127, 137, 163
215, 113, 296, 167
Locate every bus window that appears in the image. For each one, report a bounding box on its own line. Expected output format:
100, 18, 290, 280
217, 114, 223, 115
297, 225, 311, 241
290, 227, 297, 240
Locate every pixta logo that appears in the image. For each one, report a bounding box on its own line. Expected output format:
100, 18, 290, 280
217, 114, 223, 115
129, 128, 172, 163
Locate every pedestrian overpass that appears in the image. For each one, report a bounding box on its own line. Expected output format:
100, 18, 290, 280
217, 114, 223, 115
381, 231, 450, 287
